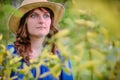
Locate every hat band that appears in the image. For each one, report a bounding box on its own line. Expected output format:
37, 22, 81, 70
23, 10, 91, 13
21, 0, 48, 6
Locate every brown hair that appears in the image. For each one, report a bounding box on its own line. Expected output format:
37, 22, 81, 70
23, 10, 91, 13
14, 7, 58, 64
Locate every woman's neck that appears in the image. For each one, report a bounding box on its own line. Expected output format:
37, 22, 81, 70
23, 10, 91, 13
29, 36, 45, 59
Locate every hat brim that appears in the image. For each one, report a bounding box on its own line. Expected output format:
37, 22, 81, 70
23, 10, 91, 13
9, 2, 65, 34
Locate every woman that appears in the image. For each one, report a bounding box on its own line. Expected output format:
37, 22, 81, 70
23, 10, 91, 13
7, 0, 73, 80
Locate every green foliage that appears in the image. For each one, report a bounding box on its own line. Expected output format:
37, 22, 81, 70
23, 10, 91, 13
61, 0, 120, 80
0, 2, 16, 44
0, 0, 120, 80
0, 34, 70, 79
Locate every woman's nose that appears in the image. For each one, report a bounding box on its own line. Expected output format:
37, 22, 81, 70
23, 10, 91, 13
38, 16, 45, 24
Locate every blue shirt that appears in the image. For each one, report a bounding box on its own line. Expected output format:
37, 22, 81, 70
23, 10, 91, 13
6, 44, 73, 80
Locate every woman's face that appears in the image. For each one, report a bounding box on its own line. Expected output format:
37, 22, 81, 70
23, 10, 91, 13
27, 8, 51, 38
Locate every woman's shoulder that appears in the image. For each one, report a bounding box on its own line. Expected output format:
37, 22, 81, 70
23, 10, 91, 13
55, 49, 72, 69
6, 44, 14, 49
55, 49, 65, 62
6, 44, 18, 56
56, 50, 73, 80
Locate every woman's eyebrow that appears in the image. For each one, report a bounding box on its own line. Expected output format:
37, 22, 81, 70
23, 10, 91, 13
31, 12, 38, 14
31, 10, 50, 15
40, 8, 50, 14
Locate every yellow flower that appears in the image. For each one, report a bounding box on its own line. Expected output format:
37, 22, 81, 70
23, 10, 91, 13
0, 34, 3, 41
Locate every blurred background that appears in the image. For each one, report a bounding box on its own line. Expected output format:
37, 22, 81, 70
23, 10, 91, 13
0, 0, 120, 80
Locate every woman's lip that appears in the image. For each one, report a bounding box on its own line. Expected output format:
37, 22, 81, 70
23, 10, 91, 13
36, 27, 45, 29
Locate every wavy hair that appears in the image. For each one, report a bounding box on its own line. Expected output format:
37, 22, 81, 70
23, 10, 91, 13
14, 7, 58, 64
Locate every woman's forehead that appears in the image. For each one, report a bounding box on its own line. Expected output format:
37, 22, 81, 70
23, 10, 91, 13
32, 8, 49, 13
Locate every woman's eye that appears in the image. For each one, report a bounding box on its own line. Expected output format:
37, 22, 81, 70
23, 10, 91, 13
43, 14, 50, 18
30, 13, 38, 18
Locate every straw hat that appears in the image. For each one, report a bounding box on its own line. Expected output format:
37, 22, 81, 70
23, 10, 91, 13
8, 0, 65, 34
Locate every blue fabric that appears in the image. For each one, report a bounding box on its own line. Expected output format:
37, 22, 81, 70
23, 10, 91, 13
6, 44, 73, 80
